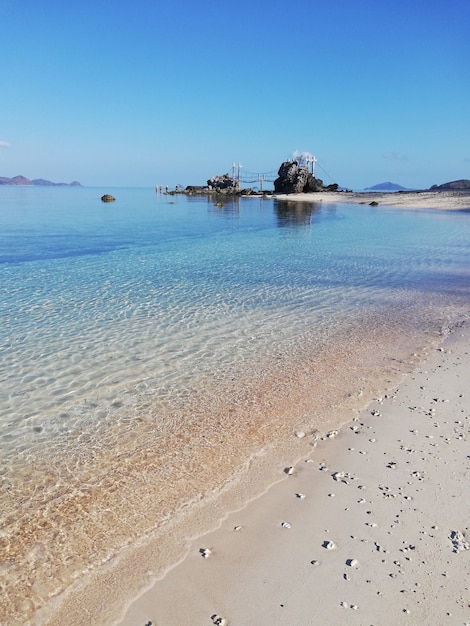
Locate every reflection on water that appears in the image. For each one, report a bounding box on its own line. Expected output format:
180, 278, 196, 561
1, 187, 470, 625
274, 199, 323, 228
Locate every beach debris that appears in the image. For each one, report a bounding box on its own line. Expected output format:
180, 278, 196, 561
233, 525, 243, 532
211, 614, 227, 626
340, 601, 348, 608
332, 470, 355, 484
281, 521, 291, 529
371, 409, 381, 417
284, 466, 294, 475
351, 604, 358, 610
199, 548, 211, 558
346, 558, 359, 568
449, 530, 470, 553
310, 559, 320, 566
325, 429, 339, 439
295, 430, 306, 438
295, 492, 306, 499
323, 540, 336, 550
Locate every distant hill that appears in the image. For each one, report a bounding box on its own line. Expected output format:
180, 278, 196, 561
429, 179, 470, 191
364, 182, 409, 191
0, 175, 81, 186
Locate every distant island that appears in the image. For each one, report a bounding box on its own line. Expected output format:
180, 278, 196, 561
0, 175, 81, 187
364, 182, 410, 191
430, 179, 470, 191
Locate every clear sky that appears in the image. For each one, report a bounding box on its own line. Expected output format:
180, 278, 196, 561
1, 0, 469, 189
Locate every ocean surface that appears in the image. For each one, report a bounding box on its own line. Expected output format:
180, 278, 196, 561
1, 186, 469, 625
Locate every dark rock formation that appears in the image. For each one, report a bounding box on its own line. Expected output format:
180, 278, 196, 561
430, 179, 470, 191
101, 194, 116, 202
207, 173, 240, 192
274, 161, 337, 194
184, 185, 210, 194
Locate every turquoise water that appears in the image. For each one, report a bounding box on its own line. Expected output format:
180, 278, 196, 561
1, 187, 469, 624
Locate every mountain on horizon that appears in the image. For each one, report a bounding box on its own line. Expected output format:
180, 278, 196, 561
429, 179, 470, 191
0, 175, 81, 187
364, 181, 409, 191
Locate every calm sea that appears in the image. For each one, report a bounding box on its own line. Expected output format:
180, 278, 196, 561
1, 186, 469, 624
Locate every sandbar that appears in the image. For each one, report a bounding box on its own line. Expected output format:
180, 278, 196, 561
273, 189, 470, 211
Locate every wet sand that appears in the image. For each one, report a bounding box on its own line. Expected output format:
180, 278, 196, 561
118, 320, 470, 626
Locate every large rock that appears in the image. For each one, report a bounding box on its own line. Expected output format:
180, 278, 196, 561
274, 161, 334, 193
207, 173, 240, 191
101, 194, 116, 202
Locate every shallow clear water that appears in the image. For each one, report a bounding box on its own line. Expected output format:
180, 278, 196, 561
1, 187, 469, 624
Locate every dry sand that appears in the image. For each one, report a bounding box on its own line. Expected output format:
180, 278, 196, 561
118, 319, 470, 626
273, 189, 470, 211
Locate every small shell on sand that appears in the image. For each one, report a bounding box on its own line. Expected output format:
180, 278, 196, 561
295, 492, 306, 499
199, 548, 211, 558
284, 466, 295, 475
323, 540, 336, 550
310, 559, 320, 566
281, 521, 292, 529
325, 430, 339, 439
346, 558, 359, 567
233, 525, 242, 532
211, 614, 227, 626
295, 430, 306, 438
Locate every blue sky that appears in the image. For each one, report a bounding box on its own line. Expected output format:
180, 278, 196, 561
1, 0, 469, 189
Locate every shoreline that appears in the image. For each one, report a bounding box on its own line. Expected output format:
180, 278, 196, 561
118, 320, 470, 626
272, 189, 470, 211
12, 193, 465, 626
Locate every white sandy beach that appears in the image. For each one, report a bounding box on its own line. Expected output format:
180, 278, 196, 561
118, 320, 470, 626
